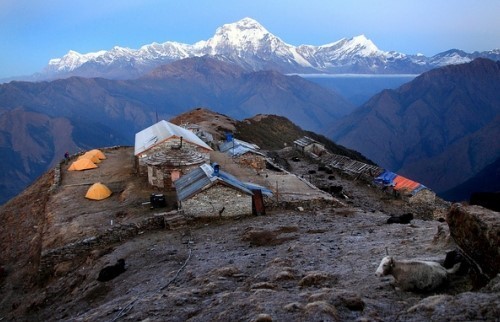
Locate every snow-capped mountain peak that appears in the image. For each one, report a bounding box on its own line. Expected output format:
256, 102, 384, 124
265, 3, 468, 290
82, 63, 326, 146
47, 49, 107, 72
38, 17, 500, 80
201, 17, 287, 55
349, 35, 379, 53
319, 35, 382, 56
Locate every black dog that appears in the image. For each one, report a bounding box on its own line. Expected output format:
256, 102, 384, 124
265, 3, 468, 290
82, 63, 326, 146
97, 259, 126, 282
443, 250, 469, 275
387, 213, 414, 224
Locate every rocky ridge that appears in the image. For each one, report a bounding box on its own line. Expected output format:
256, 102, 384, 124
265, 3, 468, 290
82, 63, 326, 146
0, 109, 498, 321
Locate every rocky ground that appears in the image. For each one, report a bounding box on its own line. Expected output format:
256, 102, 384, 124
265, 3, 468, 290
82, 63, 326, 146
1, 147, 499, 321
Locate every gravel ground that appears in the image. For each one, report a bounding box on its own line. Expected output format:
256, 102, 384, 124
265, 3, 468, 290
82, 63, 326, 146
2, 147, 498, 322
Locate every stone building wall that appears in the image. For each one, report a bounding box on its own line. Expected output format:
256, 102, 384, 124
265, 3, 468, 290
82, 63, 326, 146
182, 184, 252, 218
304, 143, 326, 156
148, 163, 203, 189
136, 139, 210, 175
234, 154, 266, 171
409, 189, 436, 204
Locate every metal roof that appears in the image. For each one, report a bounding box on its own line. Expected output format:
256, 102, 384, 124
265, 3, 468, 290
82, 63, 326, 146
227, 146, 266, 157
219, 138, 260, 153
374, 170, 429, 195
219, 138, 264, 158
174, 164, 255, 202
134, 120, 213, 156
227, 146, 252, 157
174, 166, 213, 201
293, 136, 320, 148
241, 182, 273, 197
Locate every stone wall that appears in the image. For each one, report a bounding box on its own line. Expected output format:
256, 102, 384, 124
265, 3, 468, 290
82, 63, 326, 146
137, 139, 210, 175
235, 154, 266, 171
148, 163, 203, 190
38, 211, 185, 281
409, 189, 436, 204
182, 184, 252, 218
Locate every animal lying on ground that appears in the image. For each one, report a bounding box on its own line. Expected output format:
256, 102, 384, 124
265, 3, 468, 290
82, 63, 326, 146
386, 213, 413, 224
97, 259, 126, 282
375, 256, 460, 291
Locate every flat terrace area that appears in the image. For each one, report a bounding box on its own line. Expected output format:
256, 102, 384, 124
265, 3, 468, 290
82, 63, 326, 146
210, 151, 333, 202
43, 147, 331, 250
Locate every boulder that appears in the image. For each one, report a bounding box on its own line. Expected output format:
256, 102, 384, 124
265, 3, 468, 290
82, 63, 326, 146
447, 204, 499, 285
403, 292, 499, 321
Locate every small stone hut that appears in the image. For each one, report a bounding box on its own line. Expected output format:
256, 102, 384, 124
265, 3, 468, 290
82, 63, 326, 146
134, 120, 213, 188
174, 164, 263, 218
293, 136, 326, 157
219, 138, 266, 171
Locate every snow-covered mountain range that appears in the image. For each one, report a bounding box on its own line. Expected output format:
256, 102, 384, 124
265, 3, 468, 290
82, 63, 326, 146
32, 18, 500, 80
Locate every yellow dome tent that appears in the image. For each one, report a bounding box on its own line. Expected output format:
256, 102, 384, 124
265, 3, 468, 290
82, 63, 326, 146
68, 158, 98, 171
88, 149, 106, 160
85, 182, 112, 200
78, 152, 101, 164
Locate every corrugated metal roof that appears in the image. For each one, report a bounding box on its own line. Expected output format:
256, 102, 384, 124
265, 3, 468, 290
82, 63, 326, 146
293, 136, 319, 147
174, 164, 254, 202
219, 138, 260, 152
134, 120, 213, 156
227, 146, 252, 157
174, 167, 213, 201
242, 182, 273, 197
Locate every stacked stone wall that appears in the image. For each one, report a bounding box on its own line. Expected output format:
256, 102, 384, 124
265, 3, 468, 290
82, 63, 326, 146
137, 140, 210, 176
182, 184, 252, 218
38, 212, 182, 281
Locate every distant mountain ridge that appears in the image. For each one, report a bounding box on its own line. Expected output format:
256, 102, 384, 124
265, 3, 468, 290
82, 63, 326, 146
6, 18, 499, 82
0, 107, 126, 205
440, 157, 500, 202
0, 56, 354, 204
330, 58, 500, 195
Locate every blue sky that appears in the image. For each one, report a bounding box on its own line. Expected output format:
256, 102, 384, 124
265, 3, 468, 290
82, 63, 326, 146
1, 0, 499, 78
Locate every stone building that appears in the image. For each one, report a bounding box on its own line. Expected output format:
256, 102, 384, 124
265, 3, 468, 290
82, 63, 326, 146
293, 136, 326, 157
219, 138, 266, 171
182, 123, 214, 144
134, 120, 213, 188
144, 149, 208, 189
174, 164, 266, 218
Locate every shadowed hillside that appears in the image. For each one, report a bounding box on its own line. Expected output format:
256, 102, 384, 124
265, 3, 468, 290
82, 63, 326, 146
0, 107, 126, 204
330, 58, 500, 196
0, 57, 355, 204
441, 157, 500, 201
235, 114, 374, 164
0, 111, 497, 321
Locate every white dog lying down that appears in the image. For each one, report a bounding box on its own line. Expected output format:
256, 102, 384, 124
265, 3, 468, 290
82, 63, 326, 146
376, 256, 460, 291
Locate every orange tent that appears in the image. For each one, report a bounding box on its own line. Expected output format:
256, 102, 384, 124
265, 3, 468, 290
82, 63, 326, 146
393, 176, 421, 192
88, 149, 106, 160
68, 158, 98, 171
78, 152, 101, 164
85, 182, 112, 200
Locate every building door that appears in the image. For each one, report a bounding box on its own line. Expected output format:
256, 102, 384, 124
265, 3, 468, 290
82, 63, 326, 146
252, 189, 265, 216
